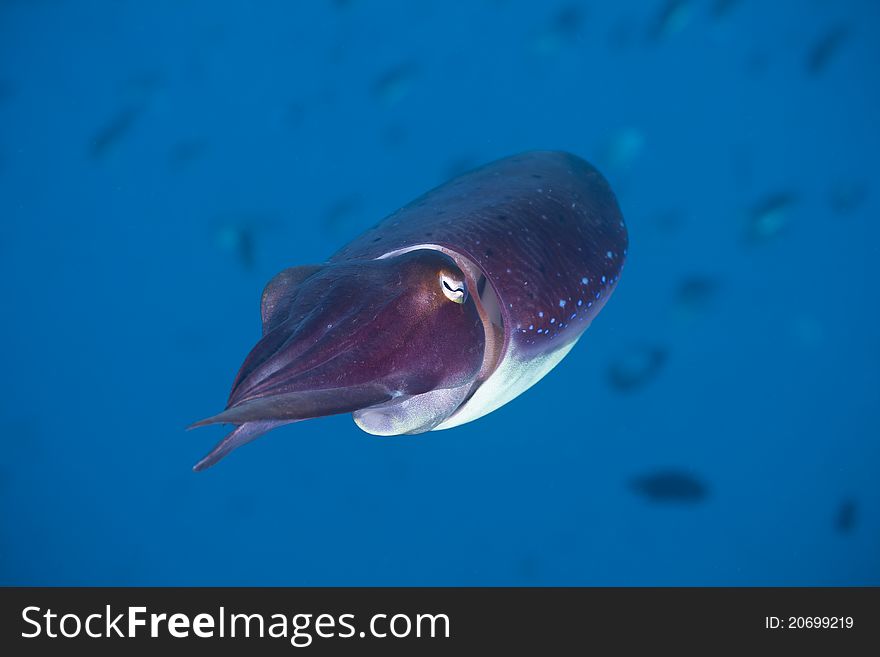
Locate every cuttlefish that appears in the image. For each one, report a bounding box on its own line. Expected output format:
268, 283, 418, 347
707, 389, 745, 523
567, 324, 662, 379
191, 151, 628, 470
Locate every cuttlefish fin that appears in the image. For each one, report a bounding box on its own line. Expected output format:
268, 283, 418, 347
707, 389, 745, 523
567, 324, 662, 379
191, 420, 294, 472
260, 265, 324, 335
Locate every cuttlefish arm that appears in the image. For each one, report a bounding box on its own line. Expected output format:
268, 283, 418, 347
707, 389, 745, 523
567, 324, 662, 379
191, 250, 486, 469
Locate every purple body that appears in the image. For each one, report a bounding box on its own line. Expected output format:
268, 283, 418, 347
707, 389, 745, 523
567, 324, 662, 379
191, 151, 627, 470
332, 151, 627, 357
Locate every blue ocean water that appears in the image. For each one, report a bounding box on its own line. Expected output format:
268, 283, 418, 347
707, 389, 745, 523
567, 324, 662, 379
1, 0, 877, 585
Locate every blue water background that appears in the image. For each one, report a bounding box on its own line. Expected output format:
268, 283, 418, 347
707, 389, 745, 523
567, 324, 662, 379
1, 0, 878, 584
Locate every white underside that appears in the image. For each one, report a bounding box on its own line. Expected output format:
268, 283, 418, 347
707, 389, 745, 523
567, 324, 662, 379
433, 337, 578, 430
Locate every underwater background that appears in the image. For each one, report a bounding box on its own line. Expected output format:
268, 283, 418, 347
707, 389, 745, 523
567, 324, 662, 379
1, 0, 878, 585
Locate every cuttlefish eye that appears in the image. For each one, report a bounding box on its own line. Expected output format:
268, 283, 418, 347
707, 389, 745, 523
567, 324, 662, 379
439, 270, 467, 304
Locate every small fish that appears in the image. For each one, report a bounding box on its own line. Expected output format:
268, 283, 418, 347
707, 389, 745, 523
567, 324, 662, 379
168, 138, 208, 169
646, 0, 694, 42
607, 345, 667, 392
806, 26, 849, 76
834, 499, 857, 534
121, 71, 163, 97
212, 215, 276, 270
552, 5, 584, 37
90, 106, 141, 160
531, 5, 585, 55
745, 192, 795, 244
654, 210, 686, 235
372, 63, 417, 107
216, 224, 256, 270
599, 127, 645, 171
829, 180, 868, 216
631, 470, 708, 503
321, 194, 362, 235
674, 276, 719, 316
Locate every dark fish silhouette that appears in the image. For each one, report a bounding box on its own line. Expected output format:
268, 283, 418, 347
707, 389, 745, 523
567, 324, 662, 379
806, 26, 849, 76
607, 345, 667, 392
675, 276, 719, 314
654, 210, 686, 235
191, 151, 628, 470
90, 106, 141, 160
532, 5, 585, 54
218, 225, 256, 270
646, 0, 694, 42
168, 139, 209, 169
372, 63, 417, 107
212, 215, 276, 270
711, 0, 742, 20
631, 470, 708, 503
599, 127, 644, 171
834, 499, 857, 534
121, 71, 163, 96
321, 194, 362, 235
745, 192, 796, 244
552, 5, 584, 37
